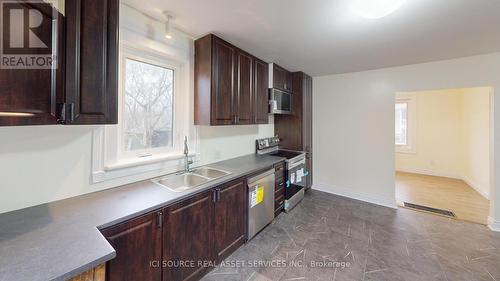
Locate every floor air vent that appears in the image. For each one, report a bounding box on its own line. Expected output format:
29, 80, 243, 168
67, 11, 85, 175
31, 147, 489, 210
403, 202, 456, 218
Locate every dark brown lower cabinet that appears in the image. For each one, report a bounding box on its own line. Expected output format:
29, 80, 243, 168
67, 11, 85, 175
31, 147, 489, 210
101, 210, 163, 281
101, 176, 249, 281
163, 190, 214, 281
214, 179, 246, 262
163, 178, 247, 280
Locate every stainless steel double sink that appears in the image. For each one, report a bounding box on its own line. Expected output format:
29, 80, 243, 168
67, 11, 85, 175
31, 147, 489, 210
152, 167, 232, 192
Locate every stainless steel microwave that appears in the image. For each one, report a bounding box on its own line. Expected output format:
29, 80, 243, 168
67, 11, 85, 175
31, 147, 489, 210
269, 88, 292, 114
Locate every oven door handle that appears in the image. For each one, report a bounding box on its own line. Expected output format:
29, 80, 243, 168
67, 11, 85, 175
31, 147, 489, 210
288, 158, 306, 170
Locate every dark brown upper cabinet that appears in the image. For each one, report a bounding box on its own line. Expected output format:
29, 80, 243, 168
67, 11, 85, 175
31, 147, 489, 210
0, 1, 64, 126
194, 34, 268, 126
253, 58, 269, 124
211, 36, 236, 125
271, 63, 293, 92
235, 50, 254, 125
64, 0, 119, 125
0, 0, 118, 126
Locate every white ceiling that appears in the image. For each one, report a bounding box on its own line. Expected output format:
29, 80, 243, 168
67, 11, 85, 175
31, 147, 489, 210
123, 0, 500, 76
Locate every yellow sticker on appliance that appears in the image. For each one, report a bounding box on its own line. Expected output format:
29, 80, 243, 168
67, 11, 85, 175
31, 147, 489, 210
256, 186, 264, 204
250, 185, 264, 208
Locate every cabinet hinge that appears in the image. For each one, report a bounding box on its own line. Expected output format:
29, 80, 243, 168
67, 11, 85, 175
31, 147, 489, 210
56, 103, 75, 124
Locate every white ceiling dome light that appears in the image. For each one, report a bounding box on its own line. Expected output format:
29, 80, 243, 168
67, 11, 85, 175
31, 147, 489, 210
350, 0, 407, 19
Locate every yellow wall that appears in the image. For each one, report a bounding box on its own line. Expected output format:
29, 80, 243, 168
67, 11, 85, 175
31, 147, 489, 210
395, 87, 491, 198
462, 88, 491, 198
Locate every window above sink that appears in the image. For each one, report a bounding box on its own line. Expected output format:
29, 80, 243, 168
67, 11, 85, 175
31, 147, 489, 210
91, 42, 195, 183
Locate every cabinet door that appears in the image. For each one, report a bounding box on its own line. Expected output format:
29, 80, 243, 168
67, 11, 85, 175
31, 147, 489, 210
163, 190, 214, 281
235, 51, 253, 124
101, 211, 162, 281
214, 179, 246, 262
273, 64, 287, 91
64, 0, 118, 124
253, 58, 269, 124
0, 2, 63, 126
285, 71, 293, 92
212, 38, 236, 125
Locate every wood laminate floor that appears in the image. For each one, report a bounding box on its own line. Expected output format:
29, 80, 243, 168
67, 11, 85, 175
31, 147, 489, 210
396, 171, 490, 225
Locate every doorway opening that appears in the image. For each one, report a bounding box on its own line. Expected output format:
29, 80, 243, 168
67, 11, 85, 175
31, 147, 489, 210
394, 87, 493, 225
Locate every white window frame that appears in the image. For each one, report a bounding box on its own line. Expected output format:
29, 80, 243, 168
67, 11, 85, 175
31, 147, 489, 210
395, 92, 417, 154
91, 43, 197, 183
119, 53, 177, 159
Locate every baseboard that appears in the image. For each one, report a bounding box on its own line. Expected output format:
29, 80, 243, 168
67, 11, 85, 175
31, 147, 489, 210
312, 183, 398, 209
462, 177, 490, 200
396, 168, 490, 200
396, 168, 461, 180
488, 216, 500, 232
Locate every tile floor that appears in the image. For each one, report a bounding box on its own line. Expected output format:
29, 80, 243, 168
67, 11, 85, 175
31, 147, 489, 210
202, 190, 500, 281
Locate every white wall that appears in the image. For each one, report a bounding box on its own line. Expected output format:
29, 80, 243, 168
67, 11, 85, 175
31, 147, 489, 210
313, 52, 500, 231
0, 5, 274, 214
395, 88, 491, 199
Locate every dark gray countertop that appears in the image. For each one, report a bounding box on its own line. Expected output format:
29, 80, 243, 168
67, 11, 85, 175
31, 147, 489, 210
0, 154, 284, 281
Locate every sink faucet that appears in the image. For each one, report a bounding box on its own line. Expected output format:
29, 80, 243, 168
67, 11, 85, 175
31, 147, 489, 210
183, 136, 193, 173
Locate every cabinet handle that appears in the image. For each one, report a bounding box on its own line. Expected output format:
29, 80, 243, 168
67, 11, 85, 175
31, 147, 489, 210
157, 212, 163, 228
217, 188, 221, 202
212, 189, 217, 203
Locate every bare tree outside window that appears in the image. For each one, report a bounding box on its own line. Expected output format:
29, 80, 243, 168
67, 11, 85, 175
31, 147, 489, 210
123, 59, 174, 153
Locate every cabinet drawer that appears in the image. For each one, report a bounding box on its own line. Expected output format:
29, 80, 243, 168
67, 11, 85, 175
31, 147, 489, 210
275, 171, 285, 181
275, 181, 285, 192
275, 194, 284, 209
275, 162, 285, 172
275, 189, 284, 200
275, 187, 285, 199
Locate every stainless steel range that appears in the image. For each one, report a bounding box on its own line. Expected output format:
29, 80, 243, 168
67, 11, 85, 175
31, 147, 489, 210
256, 137, 308, 212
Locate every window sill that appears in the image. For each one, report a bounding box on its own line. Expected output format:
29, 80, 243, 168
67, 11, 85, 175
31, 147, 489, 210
104, 152, 197, 171
92, 127, 200, 184
395, 148, 416, 154
93, 149, 199, 185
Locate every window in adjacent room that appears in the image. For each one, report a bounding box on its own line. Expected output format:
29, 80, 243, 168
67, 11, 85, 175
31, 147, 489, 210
395, 93, 416, 153
395, 102, 408, 146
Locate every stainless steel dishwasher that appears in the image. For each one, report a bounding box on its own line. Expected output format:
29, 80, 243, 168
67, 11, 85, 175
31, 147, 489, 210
247, 169, 275, 240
